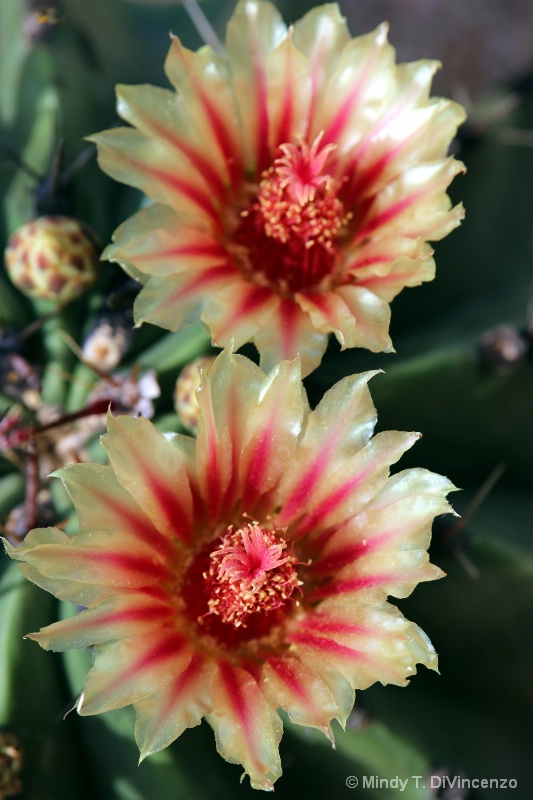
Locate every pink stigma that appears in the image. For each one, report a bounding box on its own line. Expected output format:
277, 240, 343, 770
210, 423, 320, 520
205, 523, 300, 628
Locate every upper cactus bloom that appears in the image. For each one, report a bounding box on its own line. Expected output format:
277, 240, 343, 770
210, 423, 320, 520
4, 350, 454, 790
91, 1, 465, 377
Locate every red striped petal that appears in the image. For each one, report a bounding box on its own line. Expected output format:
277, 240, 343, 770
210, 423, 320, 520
135, 653, 215, 759
261, 655, 339, 738
239, 358, 303, 513
27, 591, 172, 651
79, 629, 192, 715
102, 414, 194, 543
207, 661, 282, 791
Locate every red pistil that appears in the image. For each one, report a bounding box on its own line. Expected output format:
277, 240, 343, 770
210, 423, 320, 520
204, 523, 300, 628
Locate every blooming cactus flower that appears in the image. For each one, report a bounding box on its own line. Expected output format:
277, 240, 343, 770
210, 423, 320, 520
3, 350, 454, 790
91, 0, 465, 377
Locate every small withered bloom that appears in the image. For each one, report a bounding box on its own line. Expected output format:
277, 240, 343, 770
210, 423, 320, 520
4, 350, 454, 790
91, 0, 465, 377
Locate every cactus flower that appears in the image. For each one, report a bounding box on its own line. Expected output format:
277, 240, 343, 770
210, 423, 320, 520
3, 350, 454, 790
91, 0, 465, 377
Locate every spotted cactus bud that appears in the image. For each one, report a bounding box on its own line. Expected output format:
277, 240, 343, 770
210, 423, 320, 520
4, 216, 100, 303
174, 355, 216, 433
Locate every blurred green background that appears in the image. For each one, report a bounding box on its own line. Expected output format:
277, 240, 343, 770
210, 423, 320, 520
1, 1, 533, 798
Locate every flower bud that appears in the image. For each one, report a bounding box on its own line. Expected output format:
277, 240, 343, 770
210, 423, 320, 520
5, 216, 100, 303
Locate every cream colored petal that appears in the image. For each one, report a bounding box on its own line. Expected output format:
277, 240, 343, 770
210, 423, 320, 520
195, 348, 265, 516
104, 202, 228, 279
296, 289, 356, 349
282, 430, 421, 539
341, 56, 464, 199
207, 661, 283, 791
226, 0, 287, 171
288, 602, 438, 691
367, 467, 458, 511
334, 284, 393, 350
313, 470, 455, 580
135, 653, 215, 760
310, 24, 396, 153
312, 548, 444, 604
133, 265, 238, 332
292, 4, 351, 138
276, 370, 379, 523
27, 591, 172, 651
202, 279, 280, 350
54, 463, 173, 560
261, 654, 339, 740
263, 33, 311, 151
2, 540, 111, 607
89, 128, 220, 227
356, 253, 435, 303
164, 37, 244, 188
79, 629, 193, 715
101, 414, 194, 543
116, 83, 231, 202
6, 527, 172, 589
355, 158, 465, 244
253, 297, 329, 378
239, 358, 304, 513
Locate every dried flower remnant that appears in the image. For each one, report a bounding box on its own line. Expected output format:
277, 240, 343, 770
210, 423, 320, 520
0, 731, 23, 799
174, 355, 216, 432
93, 0, 465, 376
4, 350, 455, 789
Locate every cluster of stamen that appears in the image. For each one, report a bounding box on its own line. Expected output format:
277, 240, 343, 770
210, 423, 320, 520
204, 523, 301, 628
233, 135, 350, 294
254, 137, 346, 253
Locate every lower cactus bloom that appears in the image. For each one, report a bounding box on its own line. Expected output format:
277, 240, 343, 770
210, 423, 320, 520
3, 351, 454, 790
91, 0, 465, 376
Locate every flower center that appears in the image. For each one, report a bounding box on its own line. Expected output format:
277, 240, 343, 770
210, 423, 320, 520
204, 523, 300, 628
232, 135, 350, 294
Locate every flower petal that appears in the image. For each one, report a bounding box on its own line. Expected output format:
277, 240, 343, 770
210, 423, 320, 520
116, 83, 229, 204
276, 370, 380, 526
202, 279, 280, 350
6, 527, 171, 589
288, 603, 438, 689
89, 127, 220, 227
165, 36, 244, 190
135, 653, 215, 760
134, 265, 238, 332
312, 468, 456, 578
261, 655, 339, 740
196, 349, 264, 518
27, 590, 172, 651
239, 358, 304, 513
54, 463, 173, 559
264, 32, 311, 151
253, 297, 329, 378
104, 203, 228, 278
207, 661, 282, 791
79, 629, 192, 715
315, 24, 396, 152
354, 158, 465, 244
226, 0, 287, 171
2, 536, 110, 607
101, 414, 194, 543
287, 431, 422, 542
298, 284, 393, 352
292, 3, 351, 137
311, 548, 444, 603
